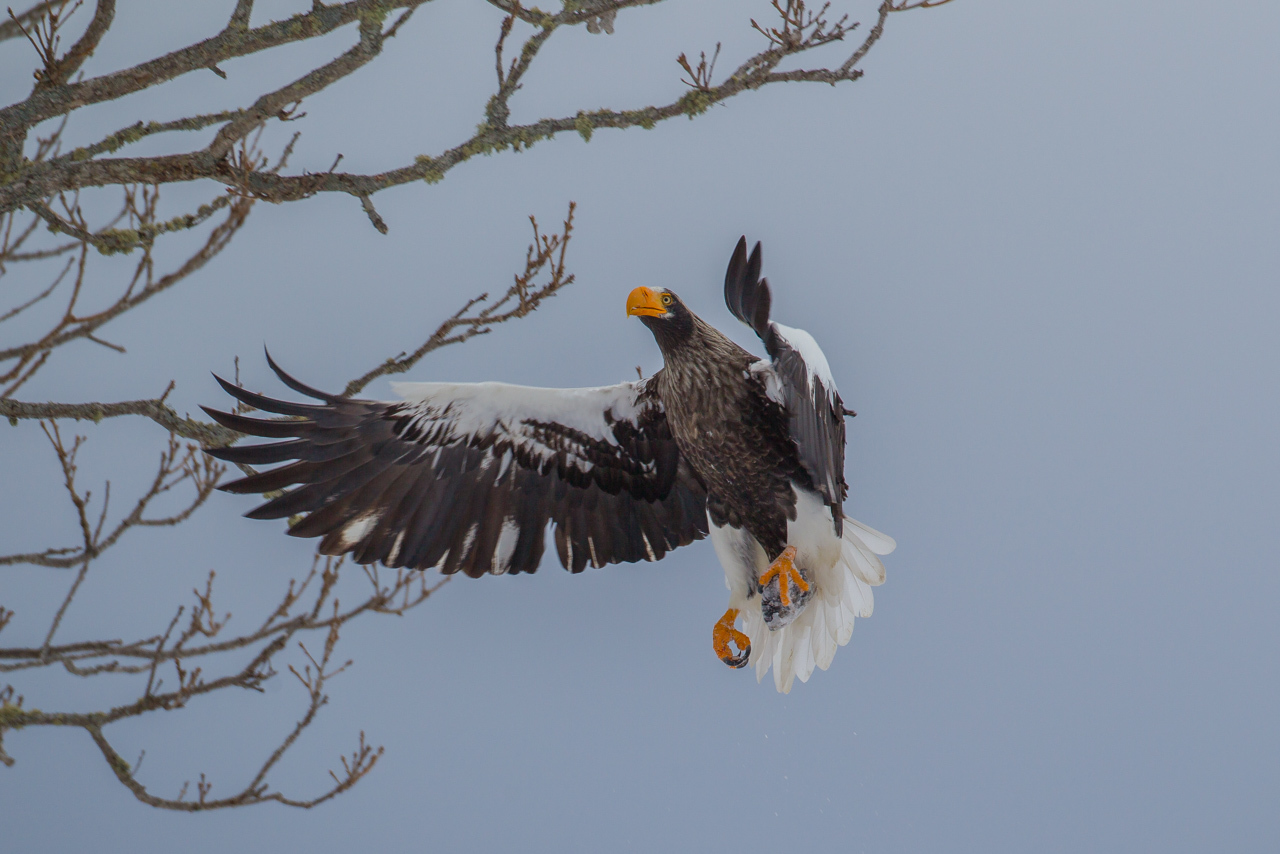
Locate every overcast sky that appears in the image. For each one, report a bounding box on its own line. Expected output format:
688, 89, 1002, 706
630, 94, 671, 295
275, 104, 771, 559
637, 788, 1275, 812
3, 1, 1278, 851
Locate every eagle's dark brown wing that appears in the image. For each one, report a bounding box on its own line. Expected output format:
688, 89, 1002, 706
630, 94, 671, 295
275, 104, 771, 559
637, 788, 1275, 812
204, 354, 707, 577
724, 237, 849, 534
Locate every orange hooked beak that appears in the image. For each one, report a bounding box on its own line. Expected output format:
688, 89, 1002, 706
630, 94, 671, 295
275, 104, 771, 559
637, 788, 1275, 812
626, 286, 665, 317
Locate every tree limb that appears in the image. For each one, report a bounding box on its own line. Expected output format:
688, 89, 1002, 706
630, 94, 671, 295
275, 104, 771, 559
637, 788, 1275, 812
0, 0, 938, 216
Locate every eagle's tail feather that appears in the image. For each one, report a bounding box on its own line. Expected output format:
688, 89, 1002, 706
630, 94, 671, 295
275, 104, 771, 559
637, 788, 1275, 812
844, 517, 897, 557
744, 520, 887, 693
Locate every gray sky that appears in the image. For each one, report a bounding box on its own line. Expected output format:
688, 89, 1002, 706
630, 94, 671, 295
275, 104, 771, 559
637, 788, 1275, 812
3, 1, 1279, 851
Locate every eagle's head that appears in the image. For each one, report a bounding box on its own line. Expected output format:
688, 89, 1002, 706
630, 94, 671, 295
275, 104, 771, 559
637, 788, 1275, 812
626, 286, 695, 351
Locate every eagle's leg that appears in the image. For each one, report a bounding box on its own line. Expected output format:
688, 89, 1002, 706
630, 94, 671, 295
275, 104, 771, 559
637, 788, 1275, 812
713, 608, 751, 668
758, 545, 813, 630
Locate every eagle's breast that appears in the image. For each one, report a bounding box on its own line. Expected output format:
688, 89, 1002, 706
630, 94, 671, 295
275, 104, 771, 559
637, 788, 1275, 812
656, 336, 805, 558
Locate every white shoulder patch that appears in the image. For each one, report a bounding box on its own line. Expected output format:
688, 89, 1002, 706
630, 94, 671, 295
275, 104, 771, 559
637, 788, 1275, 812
771, 322, 838, 394
389, 380, 646, 445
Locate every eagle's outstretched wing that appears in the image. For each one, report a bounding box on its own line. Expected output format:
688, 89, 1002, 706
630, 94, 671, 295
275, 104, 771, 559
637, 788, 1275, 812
204, 353, 707, 576
723, 237, 849, 534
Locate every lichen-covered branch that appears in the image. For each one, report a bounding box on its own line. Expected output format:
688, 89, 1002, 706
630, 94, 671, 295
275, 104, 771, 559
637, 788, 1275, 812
0, 395, 240, 445
0, 1, 944, 217
0, 0, 429, 173
1, 0, 943, 398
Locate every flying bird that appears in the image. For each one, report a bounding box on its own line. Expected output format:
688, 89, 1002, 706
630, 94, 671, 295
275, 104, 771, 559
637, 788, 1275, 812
203, 238, 894, 692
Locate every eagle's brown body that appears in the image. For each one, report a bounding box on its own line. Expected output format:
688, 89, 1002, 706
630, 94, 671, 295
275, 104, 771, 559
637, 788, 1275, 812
648, 314, 811, 560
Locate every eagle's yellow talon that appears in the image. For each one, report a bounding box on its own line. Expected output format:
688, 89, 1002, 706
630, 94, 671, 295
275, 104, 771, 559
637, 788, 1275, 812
759, 545, 808, 608
713, 608, 751, 668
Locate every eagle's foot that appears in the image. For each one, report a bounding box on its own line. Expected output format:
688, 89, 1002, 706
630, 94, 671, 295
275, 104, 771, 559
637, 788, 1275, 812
713, 608, 751, 668
759, 546, 812, 630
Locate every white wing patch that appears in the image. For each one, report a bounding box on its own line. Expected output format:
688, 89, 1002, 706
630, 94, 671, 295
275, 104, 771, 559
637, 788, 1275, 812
495, 448, 514, 480
491, 518, 520, 574
387, 530, 406, 565
459, 522, 479, 563
390, 380, 646, 454
337, 511, 381, 550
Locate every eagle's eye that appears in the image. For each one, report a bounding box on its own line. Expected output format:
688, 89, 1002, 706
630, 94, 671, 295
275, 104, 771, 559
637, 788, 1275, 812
661, 293, 674, 306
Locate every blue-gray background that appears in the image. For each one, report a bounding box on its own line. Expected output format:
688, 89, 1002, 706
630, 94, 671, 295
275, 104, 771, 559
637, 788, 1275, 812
3, 1, 1277, 851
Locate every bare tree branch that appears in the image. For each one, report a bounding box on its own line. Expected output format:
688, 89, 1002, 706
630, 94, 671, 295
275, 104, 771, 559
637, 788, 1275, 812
0, 549, 444, 808
0, 2, 59, 44
0, 199, 577, 442
342, 201, 576, 397
0, 0, 954, 811
0, 395, 238, 444
39, 0, 115, 89
0, 202, 571, 808
0, 424, 221, 570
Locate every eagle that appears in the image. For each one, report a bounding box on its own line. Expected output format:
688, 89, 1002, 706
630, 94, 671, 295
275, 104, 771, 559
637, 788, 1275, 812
204, 238, 894, 692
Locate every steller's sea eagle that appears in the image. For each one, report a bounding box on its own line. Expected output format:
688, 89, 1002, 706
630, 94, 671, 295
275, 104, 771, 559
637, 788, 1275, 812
204, 238, 894, 692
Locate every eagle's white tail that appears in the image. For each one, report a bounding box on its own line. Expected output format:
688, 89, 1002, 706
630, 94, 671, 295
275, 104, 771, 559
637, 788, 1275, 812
742, 519, 895, 693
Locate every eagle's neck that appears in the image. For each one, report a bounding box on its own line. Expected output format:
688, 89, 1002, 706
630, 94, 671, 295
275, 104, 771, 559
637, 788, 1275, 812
658, 313, 750, 371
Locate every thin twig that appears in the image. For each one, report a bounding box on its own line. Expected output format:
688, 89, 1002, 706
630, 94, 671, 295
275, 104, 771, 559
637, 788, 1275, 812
342, 201, 576, 397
